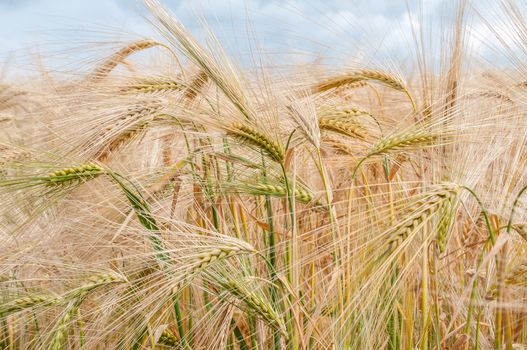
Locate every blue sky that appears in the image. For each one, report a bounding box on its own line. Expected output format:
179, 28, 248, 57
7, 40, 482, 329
0, 0, 521, 77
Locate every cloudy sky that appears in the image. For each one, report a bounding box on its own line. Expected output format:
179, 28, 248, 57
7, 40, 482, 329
0, 0, 522, 77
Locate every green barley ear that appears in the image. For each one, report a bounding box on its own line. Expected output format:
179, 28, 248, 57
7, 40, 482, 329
228, 122, 284, 162
234, 181, 324, 208
368, 129, 437, 156
353, 128, 437, 177
220, 278, 288, 339
44, 163, 104, 186
157, 328, 179, 347
0, 294, 59, 317
49, 299, 81, 350
173, 242, 255, 293
63, 272, 127, 301
436, 191, 459, 252
0, 162, 104, 190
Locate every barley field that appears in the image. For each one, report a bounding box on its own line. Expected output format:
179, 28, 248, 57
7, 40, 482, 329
2, 0, 527, 349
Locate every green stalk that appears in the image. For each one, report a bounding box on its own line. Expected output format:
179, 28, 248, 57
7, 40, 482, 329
109, 172, 187, 348
262, 154, 281, 350
77, 309, 85, 350
232, 321, 249, 350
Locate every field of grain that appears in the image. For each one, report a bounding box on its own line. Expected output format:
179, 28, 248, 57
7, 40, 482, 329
2, 0, 527, 349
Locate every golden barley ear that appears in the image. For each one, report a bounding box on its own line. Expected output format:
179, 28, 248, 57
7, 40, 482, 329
0, 143, 31, 166
314, 69, 417, 111
89, 39, 180, 82
0, 294, 59, 317
122, 75, 184, 94
512, 224, 527, 242
387, 183, 460, 251
92, 101, 164, 161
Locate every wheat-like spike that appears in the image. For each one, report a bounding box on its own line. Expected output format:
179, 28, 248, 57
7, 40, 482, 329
314, 69, 416, 111
229, 122, 284, 162
0, 294, 59, 317
388, 183, 460, 249
63, 272, 127, 300
94, 102, 163, 161
123, 76, 183, 94
466, 90, 514, 104
504, 262, 527, 287
158, 328, 179, 347
512, 224, 527, 242
0, 143, 30, 166
317, 106, 371, 119
173, 243, 255, 292
487, 262, 527, 299
436, 192, 459, 252
322, 135, 359, 156
90, 39, 162, 81
184, 70, 209, 100
45, 163, 104, 186
145, 1, 254, 120
222, 278, 287, 338
319, 117, 367, 140
49, 299, 81, 350
368, 129, 437, 157
95, 125, 147, 161
95, 116, 161, 161
337, 81, 369, 90
315, 69, 406, 93
242, 182, 322, 207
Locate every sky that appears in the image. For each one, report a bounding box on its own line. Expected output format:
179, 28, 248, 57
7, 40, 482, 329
0, 0, 523, 77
